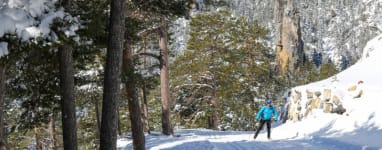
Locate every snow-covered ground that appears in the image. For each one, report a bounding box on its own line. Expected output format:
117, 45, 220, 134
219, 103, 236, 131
117, 34, 382, 150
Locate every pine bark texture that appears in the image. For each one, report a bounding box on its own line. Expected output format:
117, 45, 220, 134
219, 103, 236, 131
34, 128, 42, 150
0, 62, 7, 150
59, 0, 78, 149
123, 48, 145, 150
159, 23, 173, 135
210, 81, 218, 130
141, 83, 150, 133
141, 40, 150, 133
99, 0, 126, 149
49, 115, 56, 150
59, 44, 78, 150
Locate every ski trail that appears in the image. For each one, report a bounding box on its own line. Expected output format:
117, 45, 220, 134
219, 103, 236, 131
119, 130, 381, 150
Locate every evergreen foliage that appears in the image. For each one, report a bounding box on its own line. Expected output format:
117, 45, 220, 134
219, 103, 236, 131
318, 61, 338, 80
7, 43, 60, 129
131, 0, 193, 18
294, 59, 339, 86
170, 10, 283, 130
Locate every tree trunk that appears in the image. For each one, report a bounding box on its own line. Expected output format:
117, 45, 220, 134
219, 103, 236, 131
99, 0, 126, 149
141, 38, 150, 133
123, 46, 145, 150
210, 78, 218, 130
94, 92, 101, 134
59, 0, 78, 149
158, 20, 173, 135
141, 83, 150, 133
117, 108, 122, 136
0, 62, 7, 150
34, 127, 42, 150
59, 44, 78, 150
49, 114, 56, 150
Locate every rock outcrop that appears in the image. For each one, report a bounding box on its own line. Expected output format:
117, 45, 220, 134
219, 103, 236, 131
282, 86, 351, 122
229, 0, 382, 69
274, 0, 305, 75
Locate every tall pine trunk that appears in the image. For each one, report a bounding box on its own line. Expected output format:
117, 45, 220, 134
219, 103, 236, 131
99, 0, 126, 149
123, 46, 145, 150
141, 83, 150, 133
59, 0, 77, 149
49, 114, 56, 150
34, 127, 42, 150
0, 62, 7, 150
207, 72, 218, 130
141, 38, 150, 133
210, 81, 218, 130
59, 44, 78, 149
94, 92, 101, 134
158, 21, 173, 135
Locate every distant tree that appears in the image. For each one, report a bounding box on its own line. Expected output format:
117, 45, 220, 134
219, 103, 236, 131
131, 0, 193, 135
121, 12, 146, 149
312, 50, 322, 68
304, 61, 319, 84
319, 61, 338, 80
171, 10, 271, 130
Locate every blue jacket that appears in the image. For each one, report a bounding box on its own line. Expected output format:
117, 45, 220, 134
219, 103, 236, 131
256, 105, 278, 121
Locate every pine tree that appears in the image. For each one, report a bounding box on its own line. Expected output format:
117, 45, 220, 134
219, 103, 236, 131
58, 0, 78, 147
99, 0, 126, 149
171, 10, 272, 130
131, 0, 192, 135
121, 15, 146, 148
319, 62, 338, 80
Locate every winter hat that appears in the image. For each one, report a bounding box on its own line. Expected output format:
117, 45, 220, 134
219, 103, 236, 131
265, 99, 272, 104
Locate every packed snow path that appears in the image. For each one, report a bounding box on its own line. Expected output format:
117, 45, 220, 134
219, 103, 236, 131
117, 129, 381, 150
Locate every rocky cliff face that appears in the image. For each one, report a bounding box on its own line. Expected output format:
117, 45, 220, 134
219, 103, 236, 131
274, 0, 305, 75
229, 0, 382, 70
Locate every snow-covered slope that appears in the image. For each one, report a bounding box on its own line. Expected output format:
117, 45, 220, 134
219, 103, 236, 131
118, 34, 382, 149
277, 33, 382, 147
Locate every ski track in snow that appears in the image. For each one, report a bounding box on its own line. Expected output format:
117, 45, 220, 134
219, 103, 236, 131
118, 129, 381, 150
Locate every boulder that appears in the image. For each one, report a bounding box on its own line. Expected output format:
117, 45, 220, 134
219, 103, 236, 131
288, 107, 295, 120
332, 104, 346, 115
324, 103, 333, 113
332, 95, 340, 105
292, 90, 301, 103
306, 98, 313, 106
297, 102, 302, 111
311, 97, 321, 109
323, 89, 331, 101
314, 91, 321, 97
353, 90, 363, 98
304, 106, 312, 117
292, 112, 299, 122
306, 90, 313, 99
347, 85, 357, 91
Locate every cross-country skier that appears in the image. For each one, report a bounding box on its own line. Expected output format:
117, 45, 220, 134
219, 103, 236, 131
254, 99, 278, 139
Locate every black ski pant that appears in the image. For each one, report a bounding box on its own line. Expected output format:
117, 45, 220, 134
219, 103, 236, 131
254, 120, 271, 139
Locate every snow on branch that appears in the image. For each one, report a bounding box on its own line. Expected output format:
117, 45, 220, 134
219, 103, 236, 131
0, 0, 78, 57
